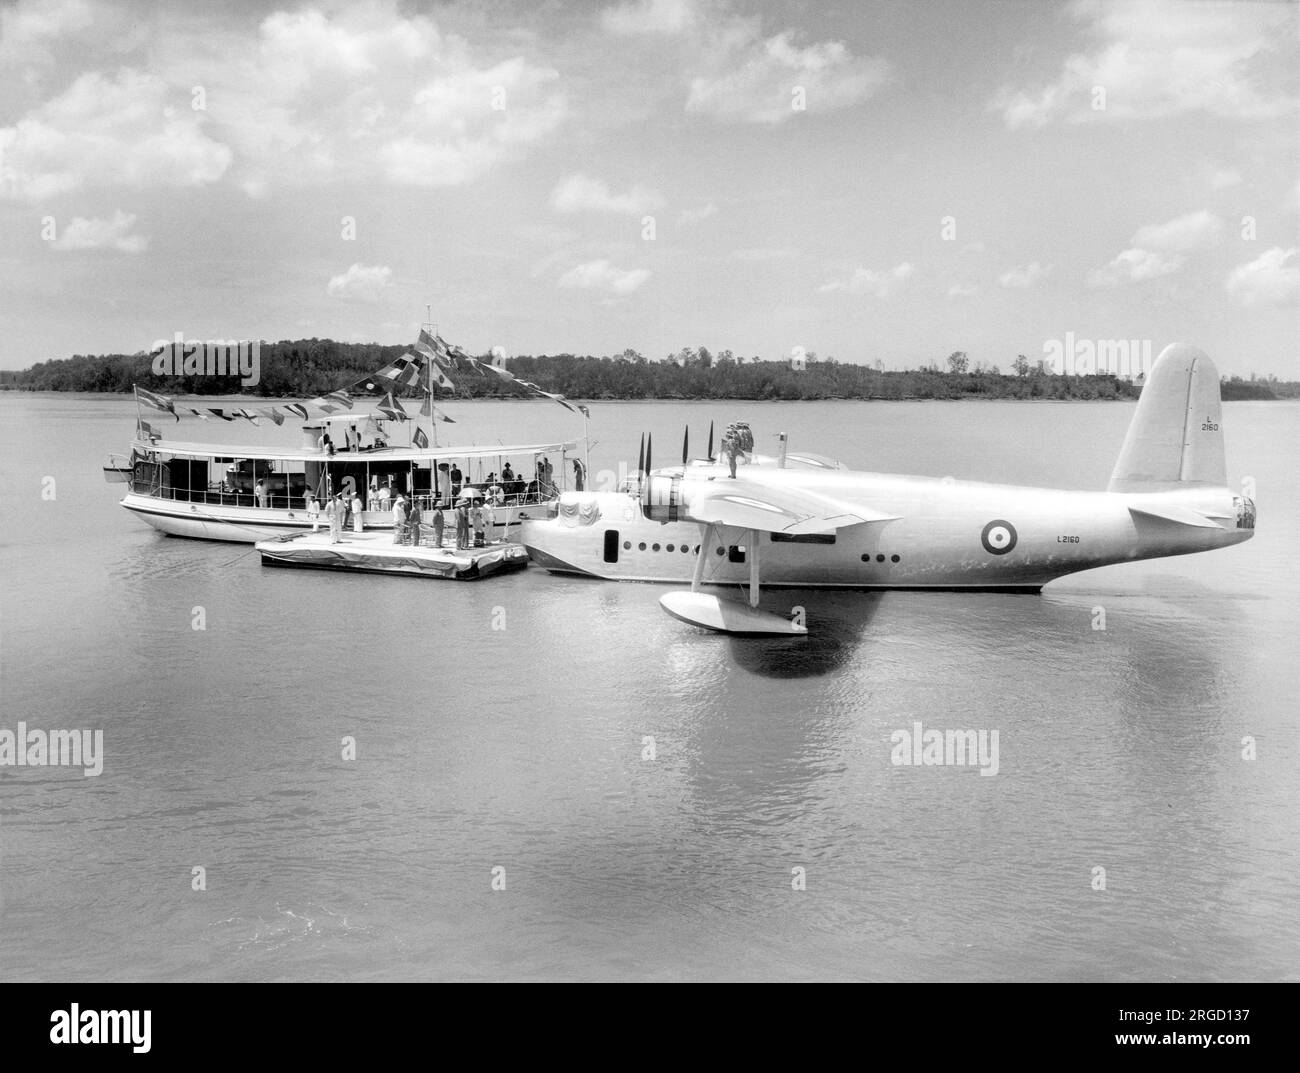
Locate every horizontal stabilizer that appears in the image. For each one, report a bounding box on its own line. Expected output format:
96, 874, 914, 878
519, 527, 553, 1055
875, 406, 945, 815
1129, 503, 1223, 529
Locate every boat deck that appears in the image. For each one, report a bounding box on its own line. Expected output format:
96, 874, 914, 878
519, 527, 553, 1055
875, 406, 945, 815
255, 531, 529, 581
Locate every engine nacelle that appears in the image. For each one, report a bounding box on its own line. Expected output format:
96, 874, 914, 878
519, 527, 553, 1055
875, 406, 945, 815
641, 469, 689, 521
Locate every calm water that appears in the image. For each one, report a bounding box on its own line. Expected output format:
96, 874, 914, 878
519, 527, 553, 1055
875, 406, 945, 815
0, 393, 1296, 981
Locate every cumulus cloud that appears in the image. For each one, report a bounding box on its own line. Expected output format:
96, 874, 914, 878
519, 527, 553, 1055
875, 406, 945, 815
50, 209, 148, 252
687, 31, 888, 124
1131, 210, 1223, 252
1225, 247, 1299, 307
993, 0, 1298, 128
1088, 210, 1224, 286
327, 263, 392, 302
818, 262, 914, 297
997, 262, 1051, 288
1, 4, 566, 199
558, 259, 650, 295
0, 69, 232, 200
1087, 247, 1183, 287
550, 173, 664, 215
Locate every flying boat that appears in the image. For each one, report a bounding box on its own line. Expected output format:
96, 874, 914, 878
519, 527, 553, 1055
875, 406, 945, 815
520, 344, 1256, 635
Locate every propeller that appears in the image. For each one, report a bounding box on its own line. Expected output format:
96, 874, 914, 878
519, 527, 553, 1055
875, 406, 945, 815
707, 420, 715, 462
682, 426, 689, 465
637, 433, 645, 488
641, 433, 653, 508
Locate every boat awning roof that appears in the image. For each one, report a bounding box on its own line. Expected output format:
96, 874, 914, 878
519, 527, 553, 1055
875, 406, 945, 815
134, 439, 578, 463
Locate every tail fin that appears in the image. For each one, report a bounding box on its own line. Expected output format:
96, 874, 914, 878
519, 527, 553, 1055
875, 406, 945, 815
1108, 343, 1226, 493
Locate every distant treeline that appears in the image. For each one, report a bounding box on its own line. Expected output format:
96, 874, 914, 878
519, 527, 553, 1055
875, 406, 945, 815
1, 339, 1296, 401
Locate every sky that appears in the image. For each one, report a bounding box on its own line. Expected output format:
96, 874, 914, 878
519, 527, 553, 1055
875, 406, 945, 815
1, 0, 1297, 376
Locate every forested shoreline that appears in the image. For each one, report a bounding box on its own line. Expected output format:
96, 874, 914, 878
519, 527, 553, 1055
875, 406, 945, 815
1, 340, 1293, 401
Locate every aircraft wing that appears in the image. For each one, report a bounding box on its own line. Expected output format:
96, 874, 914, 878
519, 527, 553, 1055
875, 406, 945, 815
685, 478, 899, 535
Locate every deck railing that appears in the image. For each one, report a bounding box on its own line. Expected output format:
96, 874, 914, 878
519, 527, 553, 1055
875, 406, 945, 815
127, 479, 556, 514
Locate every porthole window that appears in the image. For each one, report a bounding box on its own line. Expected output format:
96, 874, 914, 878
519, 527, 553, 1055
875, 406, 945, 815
652, 543, 660, 552
716, 546, 724, 556
638, 542, 646, 551
666, 543, 675, 552
861, 553, 870, 562
876, 554, 885, 563
891, 554, 900, 563
682, 545, 690, 554
623, 541, 631, 550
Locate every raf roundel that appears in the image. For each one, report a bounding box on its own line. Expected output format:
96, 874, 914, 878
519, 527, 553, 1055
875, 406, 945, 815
981, 519, 1017, 556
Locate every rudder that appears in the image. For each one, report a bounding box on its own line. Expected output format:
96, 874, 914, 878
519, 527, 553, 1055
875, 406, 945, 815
1108, 343, 1226, 493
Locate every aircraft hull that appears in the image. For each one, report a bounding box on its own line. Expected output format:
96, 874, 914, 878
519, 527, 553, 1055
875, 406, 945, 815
521, 475, 1253, 590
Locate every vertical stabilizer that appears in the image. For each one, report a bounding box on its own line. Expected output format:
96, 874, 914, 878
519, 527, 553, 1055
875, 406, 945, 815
1108, 343, 1227, 493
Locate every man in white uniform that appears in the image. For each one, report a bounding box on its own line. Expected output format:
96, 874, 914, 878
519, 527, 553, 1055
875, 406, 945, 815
392, 494, 408, 545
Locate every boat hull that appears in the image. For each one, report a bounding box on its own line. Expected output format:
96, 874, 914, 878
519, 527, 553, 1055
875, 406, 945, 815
120, 492, 545, 544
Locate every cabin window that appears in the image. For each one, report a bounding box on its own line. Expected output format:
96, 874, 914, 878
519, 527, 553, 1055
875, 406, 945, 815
728, 545, 746, 564
603, 530, 620, 563
770, 532, 836, 544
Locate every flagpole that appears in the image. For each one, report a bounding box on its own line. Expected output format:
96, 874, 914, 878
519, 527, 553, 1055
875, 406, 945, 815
434, 335, 444, 452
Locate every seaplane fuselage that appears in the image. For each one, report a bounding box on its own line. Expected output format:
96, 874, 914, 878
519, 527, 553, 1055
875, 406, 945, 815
523, 471, 1253, 591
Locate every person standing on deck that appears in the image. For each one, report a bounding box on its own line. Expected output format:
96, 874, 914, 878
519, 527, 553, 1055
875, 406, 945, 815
406, 499, 422, 546
378, 481, 391, 511
455, 500, 470, 550
470, 502, 486, 547
450, 463, 462, 499
351, 490, 364, 534
431, 505, 445, 548
307, 492, 321, 532
336, 493, 348, 542
325, 494, 342, 544
481, 500, 496, 543
392, 494, 408, 545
